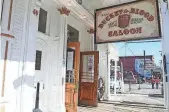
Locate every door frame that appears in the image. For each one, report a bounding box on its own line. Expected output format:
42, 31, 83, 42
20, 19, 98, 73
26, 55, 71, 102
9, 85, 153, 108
78, 51, 99, 107
65, 42, 80, 112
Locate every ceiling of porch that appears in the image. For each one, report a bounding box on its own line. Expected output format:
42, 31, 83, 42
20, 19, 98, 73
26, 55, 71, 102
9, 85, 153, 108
80, 0, 136, 15
56, 0, 136, 28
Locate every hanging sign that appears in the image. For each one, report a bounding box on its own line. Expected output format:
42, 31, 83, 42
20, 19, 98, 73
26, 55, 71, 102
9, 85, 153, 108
95, 0, 161, 44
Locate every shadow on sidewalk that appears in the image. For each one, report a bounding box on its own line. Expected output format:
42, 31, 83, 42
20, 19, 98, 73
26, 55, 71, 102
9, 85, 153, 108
148, 94, 164, 98
100, 101, 165, 110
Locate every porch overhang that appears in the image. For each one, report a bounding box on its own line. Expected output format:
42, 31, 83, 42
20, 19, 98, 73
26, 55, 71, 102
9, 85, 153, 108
53, 0, 94, 28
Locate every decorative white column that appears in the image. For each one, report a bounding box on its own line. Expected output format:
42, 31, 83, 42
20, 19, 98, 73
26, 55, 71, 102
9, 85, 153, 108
164, 0, 169, 107
58, 7, 70, 112
106, 44, 112, 100
114, 60, 117, 95
121, 62, 124, 93
87, 28, 95, 51
161, 1, 169, 110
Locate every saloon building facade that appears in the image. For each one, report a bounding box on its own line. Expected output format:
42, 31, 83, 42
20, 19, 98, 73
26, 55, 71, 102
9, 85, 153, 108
0, 0, 169, 112
0, 0, 120, 112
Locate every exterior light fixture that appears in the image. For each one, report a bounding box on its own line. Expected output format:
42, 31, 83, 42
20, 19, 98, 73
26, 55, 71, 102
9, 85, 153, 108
81, 15, 86, 19
67, 1, 72, 6
76, 0, 82, 5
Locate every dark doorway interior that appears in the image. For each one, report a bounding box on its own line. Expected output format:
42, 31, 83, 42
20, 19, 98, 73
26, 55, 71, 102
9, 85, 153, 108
67, 25, 79, 42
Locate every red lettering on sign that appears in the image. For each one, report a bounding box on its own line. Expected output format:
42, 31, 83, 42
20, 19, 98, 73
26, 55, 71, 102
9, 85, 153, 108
139, 10, 145, 15
108, 27, 142, 37
124, 9, 129, 13
115, 11, 119, 16
129, 8, 155, 22
130, 28, 136, 34
110, 13, 115, 19
98, 24, 104, 29
144, 12, 150, 18
108, 31, 112, 37
148, 15, 154, 21
102, 20, 106, 24
98, 7, 155, 29
136, 27, 142, 33
130, 8, 135, 13
124, 29, 129, 35
113, 31, 118, 36
135, 9, 139, 14
119, 9, 123, 15
119, 30, 123, 35
106, 16, 110, 21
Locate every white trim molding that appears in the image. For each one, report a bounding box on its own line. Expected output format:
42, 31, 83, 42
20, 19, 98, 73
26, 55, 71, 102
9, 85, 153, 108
54, 0, 94, 28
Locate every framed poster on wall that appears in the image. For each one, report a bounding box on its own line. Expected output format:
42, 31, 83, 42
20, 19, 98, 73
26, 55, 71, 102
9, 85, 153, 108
95, 0, 161, 44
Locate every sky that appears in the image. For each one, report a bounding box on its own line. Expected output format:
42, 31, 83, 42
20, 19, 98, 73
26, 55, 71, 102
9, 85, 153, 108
114, 41, 162, 66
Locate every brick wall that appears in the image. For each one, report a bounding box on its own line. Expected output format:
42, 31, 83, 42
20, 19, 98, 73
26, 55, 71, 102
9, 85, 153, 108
120, 55, 153, 78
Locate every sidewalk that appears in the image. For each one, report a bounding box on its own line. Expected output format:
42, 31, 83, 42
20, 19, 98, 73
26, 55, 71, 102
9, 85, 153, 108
78, 102, 167, 112
109, 94, 164, 106
78, 83, 166, 112
123, 83, 161, 95
108, 83, 164, 105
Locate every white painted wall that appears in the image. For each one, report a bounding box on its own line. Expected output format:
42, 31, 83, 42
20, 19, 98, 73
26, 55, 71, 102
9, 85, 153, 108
68, 15, 94, 51
97, 43, 119, 100
1, 0, 38, 112
34, 4, 95, 111
32, 2, 95, 111
161, 1, 169, 110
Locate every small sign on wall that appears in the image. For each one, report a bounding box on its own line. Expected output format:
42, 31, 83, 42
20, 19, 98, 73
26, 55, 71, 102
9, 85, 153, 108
66, 48, 75, 71
95, 0, 161, 43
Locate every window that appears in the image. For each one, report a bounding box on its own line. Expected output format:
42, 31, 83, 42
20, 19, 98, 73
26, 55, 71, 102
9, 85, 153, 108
66, 47, 75, 83
35, 50, 42, 70
110, 60, 115, 66
67, 25, 79, 42
38, 8, 47, 33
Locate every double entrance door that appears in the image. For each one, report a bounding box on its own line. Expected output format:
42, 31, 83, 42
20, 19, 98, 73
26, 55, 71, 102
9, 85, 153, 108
65, 42, 99, 112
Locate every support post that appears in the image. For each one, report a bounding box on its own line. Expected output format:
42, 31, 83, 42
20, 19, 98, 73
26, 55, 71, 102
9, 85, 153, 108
144, 50, 146, 82
121, 62, 124, 93
114, 61, 117, 95
106, 45, 110, 100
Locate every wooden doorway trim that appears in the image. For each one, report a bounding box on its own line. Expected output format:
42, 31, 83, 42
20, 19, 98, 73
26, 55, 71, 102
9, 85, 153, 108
65, 42, 80, 112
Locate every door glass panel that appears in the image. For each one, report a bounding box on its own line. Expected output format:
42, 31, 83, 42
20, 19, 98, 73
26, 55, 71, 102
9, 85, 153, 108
81, 55, 94, 83
66, 70, 74, 83
66, 47, 75, 83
